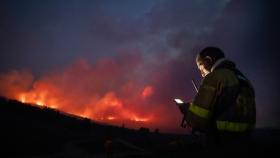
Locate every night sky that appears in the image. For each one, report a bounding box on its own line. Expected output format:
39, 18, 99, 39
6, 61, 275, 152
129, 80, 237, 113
0, 0, 279, 133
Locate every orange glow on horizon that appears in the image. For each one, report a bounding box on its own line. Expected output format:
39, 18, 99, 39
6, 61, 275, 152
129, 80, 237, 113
20, 95, 26, 103
107, 116, 116, 120
36, 101, 44, 106
0, 57, 188, 133
50, 105, 57, 109
142, 86, 154, 99
16, 92, 154, 125
131, 115, 152, 122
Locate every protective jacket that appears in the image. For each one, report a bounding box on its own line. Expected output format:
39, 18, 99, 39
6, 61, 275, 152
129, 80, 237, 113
186, 59, 256, 144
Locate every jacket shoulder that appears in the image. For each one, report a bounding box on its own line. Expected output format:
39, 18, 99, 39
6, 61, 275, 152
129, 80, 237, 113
204, 68, 238, 86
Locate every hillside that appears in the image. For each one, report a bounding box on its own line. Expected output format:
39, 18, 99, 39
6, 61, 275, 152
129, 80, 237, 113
0, 96, 279, 157
0, 96, 189, 157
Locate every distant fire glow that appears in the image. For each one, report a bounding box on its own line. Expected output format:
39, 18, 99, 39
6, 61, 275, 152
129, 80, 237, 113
0, 56, 185, 133
20, 95, 26, 103
107, 116, 116, 120
142, 86, 154, 99
16, 90, 153, 125
131, 116, 150, 122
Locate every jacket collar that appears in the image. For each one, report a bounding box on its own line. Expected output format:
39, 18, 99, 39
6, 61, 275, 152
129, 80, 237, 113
210, 58, 227, 72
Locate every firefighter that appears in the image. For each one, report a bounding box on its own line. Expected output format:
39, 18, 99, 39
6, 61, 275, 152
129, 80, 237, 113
179, 47, 256, 150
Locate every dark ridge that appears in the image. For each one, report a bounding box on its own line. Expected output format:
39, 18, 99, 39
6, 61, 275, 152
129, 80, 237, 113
0, 96, 279, 157
0, 96, 189, 157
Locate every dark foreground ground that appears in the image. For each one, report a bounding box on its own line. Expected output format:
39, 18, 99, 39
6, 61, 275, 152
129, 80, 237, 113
0, 96, 279, 157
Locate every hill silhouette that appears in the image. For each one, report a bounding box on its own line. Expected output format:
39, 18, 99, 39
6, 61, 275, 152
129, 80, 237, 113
0, 96, 192, 157
0, 96, 279, 157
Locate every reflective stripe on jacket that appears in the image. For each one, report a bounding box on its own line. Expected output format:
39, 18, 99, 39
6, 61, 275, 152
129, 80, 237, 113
186, 60, 256, 133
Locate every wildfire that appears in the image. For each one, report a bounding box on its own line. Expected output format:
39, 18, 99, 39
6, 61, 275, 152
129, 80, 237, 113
16, 91, 154, 125
131, 115, 151, 122
0, 58, 178, 132
142, 86, 154, 99
36, 101, 44, 106
133, 117, 149, 122
50, 105, 57, 109
19, 94, 43, 106
18, 93, 44, 106
20, 94, 26, 103
106, 116, 116, 120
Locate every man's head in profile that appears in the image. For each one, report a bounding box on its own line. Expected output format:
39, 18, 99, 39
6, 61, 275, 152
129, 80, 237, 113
196, 47, 225, 77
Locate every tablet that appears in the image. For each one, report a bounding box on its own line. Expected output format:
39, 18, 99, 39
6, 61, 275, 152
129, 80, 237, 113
174, 98, 184, 104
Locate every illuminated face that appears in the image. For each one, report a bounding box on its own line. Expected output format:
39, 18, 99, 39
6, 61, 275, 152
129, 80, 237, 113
196, 59, 210, 78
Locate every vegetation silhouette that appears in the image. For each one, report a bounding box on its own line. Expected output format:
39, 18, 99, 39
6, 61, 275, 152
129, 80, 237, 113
0, 96, 279, 157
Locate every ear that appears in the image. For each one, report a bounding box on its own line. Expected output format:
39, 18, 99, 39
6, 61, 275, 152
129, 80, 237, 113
204, 56, 213, 70
205, 56, 213, 64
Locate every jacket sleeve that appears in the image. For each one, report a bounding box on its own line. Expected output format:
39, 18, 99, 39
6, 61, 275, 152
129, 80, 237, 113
186, 71, 222, 130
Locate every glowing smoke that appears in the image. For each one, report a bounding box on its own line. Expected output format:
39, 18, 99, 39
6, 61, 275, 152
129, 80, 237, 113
0, 53, 194, 133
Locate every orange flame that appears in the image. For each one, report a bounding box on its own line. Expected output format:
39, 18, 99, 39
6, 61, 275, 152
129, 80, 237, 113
107, 116, 116, 120
16, 90, 154, 125
20, 94, 26, 103
131, 116, 150, 122
142, 86, 154, 99
0, 58, 185, 133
